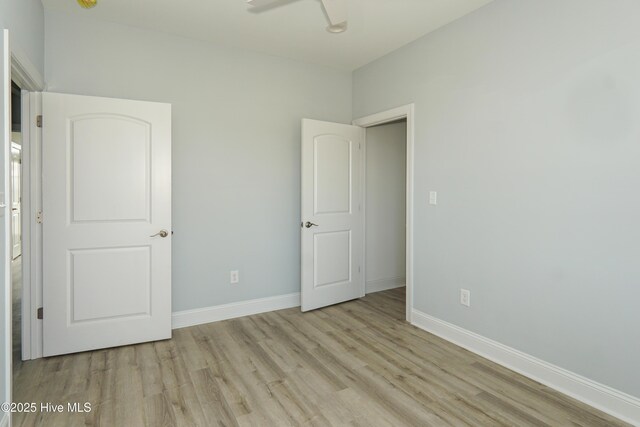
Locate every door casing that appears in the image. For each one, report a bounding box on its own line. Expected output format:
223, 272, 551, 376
353, 104, 415, 322
1, 28, 12, 425
10, 142, 21, 259
10, 49, 45, 360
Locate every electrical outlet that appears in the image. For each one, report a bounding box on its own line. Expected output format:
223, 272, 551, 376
230, 270, 239, 284
460, 289, 471, 307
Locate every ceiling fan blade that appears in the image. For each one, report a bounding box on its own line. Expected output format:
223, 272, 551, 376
320, 0, 347, 26
246, 0, 280, 7
246, 0, 300, 12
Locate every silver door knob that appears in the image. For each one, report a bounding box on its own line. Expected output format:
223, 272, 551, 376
304, 222, 319, 228
150, 230, 169, 238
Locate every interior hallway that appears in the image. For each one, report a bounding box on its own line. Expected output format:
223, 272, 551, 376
13, 288, 627, 426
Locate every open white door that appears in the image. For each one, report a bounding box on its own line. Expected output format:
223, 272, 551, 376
42, 92, 171, 357
301, 119, 364, 312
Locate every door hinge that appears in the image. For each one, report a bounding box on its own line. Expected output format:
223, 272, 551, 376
37, 307, 43, 320
36, 210, 43, 224
36, 115, 42, 128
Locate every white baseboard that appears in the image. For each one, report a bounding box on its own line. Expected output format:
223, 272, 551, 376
172, 293, 301, 329
411, 309, 640, 426
0, 412, 8, 427
366, 276, 405, 294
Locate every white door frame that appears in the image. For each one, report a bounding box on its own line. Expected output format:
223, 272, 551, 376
10, 142, 21, 260
10, 48, 44, 361
2, 29, 11, 427
21, 91, 42, 360
353, 104, 415, 322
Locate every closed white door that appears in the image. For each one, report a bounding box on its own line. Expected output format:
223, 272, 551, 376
301, 119, 364, 311
10, 143, 20, 259
42, 92, 172, 357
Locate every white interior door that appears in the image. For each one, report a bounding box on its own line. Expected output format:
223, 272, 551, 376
10, 143, 20, 259
301, 119, 364, 311
42, 92, 172, 357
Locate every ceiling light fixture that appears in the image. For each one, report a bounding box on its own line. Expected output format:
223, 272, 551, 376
326, 22, 347, 34
77, 0, 97, 9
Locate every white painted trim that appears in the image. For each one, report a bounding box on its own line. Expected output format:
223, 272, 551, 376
2, 29, 12, 427
172, 293, 301, 330
24, 92, 41, 360
366, 277, 405, 294
353, 105, 414, 128
18, 92, 30, 361
353, 104, 415, 322
10, 48, 44, 92
0, 412, 8, 427
411, 309, 640, 426
9, 42, 44, 363
359, 129, 366, 300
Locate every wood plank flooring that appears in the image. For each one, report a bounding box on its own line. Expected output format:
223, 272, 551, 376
13, 288, 629, 426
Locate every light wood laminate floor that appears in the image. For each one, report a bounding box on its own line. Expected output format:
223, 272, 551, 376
13, 288, 628, 426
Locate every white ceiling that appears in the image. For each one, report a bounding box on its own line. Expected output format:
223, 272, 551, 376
41, 0, 494, 70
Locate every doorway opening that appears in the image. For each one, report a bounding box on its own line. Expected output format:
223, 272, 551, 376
353, 104, 415, 322
10, 81, 23, 371
363, 119, 407, 317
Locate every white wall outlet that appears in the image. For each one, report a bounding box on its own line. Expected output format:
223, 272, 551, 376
230, 270, 239, 284
429, 191, 437, 205
460, 289, 471, 307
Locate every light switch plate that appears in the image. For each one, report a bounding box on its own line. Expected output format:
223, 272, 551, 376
230, 270, 239, 284
460, 289, 471, 307
429, 191, 437, 205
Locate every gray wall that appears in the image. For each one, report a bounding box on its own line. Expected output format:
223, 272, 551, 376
0, 0, 45, 76
365, 121, 406, 293
353, 0, 640, 397
44, 10, 352, 312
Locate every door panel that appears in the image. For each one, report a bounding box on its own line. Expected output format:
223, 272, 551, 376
314, 230, 351, 287
71, 115, 150, 222
70, 246, 151, 322
43, 92, 171, 357
314, 135, 352, 214
301, 119, 363, 312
